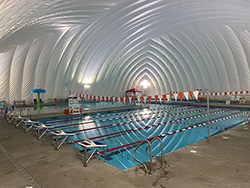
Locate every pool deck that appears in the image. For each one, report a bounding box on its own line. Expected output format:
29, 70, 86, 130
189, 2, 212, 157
0, 118, 249, 188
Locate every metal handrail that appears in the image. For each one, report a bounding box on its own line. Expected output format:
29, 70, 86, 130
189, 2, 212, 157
146, 137, 166, 168
132, 139, 152, 175
246, 112, 250, 124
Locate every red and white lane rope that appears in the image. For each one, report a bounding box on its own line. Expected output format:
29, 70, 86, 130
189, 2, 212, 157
96, 111, 247, 155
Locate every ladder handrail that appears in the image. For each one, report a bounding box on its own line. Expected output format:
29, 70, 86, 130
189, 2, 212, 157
246, 112, 250, 124
132, 139, 152, 174
146, 137, 166, 168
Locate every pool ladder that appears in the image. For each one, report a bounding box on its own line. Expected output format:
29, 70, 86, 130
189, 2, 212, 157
246, 112, 250, 124
132, 137, 167, 175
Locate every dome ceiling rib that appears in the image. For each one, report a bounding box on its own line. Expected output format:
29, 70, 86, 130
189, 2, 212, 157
0, 0, 249, 101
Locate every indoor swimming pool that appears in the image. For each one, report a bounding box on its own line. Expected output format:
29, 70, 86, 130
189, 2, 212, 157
36, 104, 248, 170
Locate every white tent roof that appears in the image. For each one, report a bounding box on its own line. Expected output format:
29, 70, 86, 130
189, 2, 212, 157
0, 0, 250, 102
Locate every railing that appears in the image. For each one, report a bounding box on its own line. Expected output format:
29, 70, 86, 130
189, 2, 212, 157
145, 137, 166, 168
132, 139, 152, 175
133, 137, 167, 175
246, 112, 250, 124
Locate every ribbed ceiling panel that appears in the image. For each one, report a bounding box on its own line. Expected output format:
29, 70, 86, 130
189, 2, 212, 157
0, 0, 249, 102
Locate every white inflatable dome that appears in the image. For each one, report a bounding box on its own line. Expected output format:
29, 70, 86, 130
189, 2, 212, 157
0, 0, 249, 102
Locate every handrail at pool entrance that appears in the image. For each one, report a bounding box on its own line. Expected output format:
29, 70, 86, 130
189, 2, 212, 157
146, 137, 166, 168
132, 139, 152, 175
246, 112, 250, 123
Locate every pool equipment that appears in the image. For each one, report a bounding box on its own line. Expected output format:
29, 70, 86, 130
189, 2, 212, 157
68, 95, 81, 114
31, 88, 47, 113
77, 139, 107, 167
50, 130, 75, 150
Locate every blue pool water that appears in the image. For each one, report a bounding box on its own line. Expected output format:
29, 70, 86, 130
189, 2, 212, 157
36, 104, 248, 170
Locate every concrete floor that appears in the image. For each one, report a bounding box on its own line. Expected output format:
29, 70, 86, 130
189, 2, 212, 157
0, 119, 249, 188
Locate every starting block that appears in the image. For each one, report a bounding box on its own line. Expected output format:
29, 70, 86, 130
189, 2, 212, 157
7, 112, 18, 123
77, 139, 106, 167
34, 123, 55, 139
50, 130, 75, 150
14, 116, 28, 127
23, 119, 40, 132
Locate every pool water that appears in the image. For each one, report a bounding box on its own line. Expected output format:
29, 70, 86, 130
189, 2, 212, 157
37, 104, 248, 170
